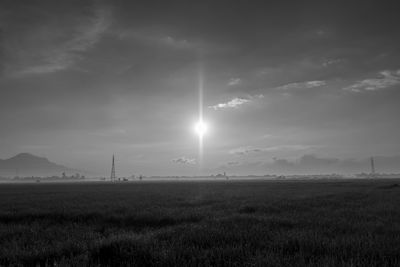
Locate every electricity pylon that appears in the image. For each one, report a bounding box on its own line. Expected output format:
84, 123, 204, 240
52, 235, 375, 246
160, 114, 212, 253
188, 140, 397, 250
370, 157, 375, 177
111, 154, 116, 182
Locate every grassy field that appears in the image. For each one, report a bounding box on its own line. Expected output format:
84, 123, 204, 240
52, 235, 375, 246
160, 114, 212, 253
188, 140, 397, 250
1, 179, 400, 266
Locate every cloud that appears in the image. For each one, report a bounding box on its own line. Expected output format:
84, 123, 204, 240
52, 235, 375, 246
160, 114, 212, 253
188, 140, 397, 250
217, 154, 400, 175
261, 134, 273, 139
343, 70, 400, 92
7, 5, 111, 76
298, 154, 339, 166
209, 94, 263, 110
228, 78, 241, 86
172, 157, 196, 164
268, 154, 400, 174
230, 145, 311, 155
271, 157, 295, 168
264, 154, 341, 173
265, 145, 312, 152
161, 36, 192, 49
209, 97, 250, 110
117, 29, 210, 52
218, 160, 263, 169
230, 146, 263, 155
322, 58, 343, 67
275, 80, 326, 90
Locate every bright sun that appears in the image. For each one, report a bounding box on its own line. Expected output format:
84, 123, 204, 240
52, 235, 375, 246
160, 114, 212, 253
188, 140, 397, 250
194, 120, 208, 138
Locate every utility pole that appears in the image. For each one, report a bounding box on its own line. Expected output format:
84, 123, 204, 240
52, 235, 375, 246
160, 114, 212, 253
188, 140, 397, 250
111, 154, 116, 182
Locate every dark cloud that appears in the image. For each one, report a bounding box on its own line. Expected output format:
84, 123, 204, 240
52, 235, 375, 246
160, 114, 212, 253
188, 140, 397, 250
0, 1, 112, 77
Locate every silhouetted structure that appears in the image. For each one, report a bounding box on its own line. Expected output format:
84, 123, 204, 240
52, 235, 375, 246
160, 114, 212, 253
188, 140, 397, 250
370, 157, 375, 177
110, 155, 116, 182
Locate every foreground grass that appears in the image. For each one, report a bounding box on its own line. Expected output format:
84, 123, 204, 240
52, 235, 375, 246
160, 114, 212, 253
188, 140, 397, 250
0, 179, 400, 266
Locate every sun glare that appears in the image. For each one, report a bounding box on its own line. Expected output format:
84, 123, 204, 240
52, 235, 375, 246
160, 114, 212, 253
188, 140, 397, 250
194, 120, 208, 138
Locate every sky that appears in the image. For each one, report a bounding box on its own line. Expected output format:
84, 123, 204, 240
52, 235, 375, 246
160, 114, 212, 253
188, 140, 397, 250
1, 0, 400, 176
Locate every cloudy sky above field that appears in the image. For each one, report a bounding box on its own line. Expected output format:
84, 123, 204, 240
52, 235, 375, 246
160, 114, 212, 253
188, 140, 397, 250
1, 0, 400, 176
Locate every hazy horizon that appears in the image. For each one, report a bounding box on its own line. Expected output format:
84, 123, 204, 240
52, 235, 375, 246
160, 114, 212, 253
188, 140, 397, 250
2, 152, 400, 177
1, 0, 400, 176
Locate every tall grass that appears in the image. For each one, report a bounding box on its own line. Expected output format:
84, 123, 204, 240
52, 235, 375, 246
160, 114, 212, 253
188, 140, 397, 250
0, 179, 400, 266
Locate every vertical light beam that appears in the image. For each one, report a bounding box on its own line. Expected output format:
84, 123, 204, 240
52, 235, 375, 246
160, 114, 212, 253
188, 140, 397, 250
198, 66, 204, 170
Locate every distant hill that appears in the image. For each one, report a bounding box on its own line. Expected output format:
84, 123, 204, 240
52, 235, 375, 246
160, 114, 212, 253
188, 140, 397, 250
0, 153, 79, 177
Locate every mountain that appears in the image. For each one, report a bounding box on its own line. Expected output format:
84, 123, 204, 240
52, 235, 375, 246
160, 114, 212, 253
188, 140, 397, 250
0, 153, 78, 177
